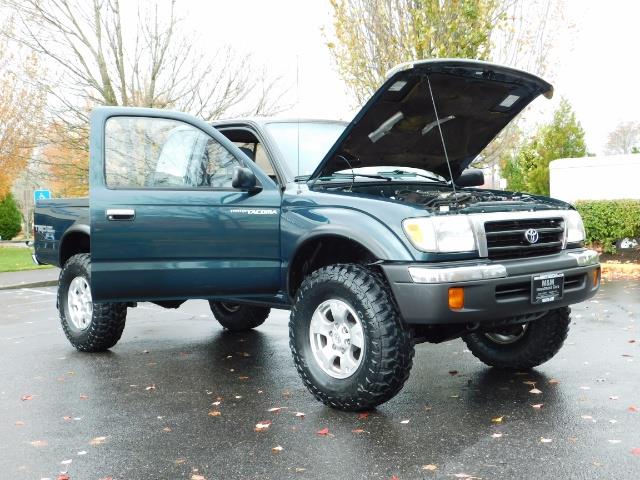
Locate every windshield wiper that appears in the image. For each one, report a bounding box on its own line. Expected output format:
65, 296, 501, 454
379, 169, 449, 184
318, 172, 392, 182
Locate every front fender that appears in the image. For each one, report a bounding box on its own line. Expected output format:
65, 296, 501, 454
281, 206, 414, 266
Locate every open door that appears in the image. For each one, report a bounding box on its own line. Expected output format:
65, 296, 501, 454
89, 107, 281, 302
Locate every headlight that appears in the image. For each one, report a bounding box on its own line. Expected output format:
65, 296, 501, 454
565, 210, 586, 244
402, 216, 477, 253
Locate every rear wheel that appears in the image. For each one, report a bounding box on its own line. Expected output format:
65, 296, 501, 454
58, 253, 127, 352
462, 307, 571, 369
208, 302, 269, 331
289, 264, 414, 411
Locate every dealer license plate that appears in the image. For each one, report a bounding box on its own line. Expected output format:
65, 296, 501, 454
531, 272, 564, 304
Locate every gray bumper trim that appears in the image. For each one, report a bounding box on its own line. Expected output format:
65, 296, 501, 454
382, 251, 600, 325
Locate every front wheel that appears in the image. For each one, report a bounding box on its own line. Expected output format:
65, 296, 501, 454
462, 307, 571, 370
58, 253, 127, 352
289, 264, 414, 411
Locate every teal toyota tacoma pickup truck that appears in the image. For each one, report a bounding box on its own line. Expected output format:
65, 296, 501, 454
34, 59, 600, 411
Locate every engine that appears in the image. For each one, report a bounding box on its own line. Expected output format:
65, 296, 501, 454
330, 183, 543, 213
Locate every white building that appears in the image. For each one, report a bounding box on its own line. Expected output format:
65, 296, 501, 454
549, 154, 640, 203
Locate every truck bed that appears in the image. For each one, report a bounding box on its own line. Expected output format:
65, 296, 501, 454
34, 198, 89, 267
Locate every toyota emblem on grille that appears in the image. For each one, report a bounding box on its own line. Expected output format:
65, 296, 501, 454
524, 228, 539, 244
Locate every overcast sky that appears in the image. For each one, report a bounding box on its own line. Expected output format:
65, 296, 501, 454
187, 0, 636, 154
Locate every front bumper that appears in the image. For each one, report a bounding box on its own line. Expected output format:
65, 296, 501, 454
381, 249, 600, 325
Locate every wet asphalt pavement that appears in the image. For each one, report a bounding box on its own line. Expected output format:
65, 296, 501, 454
1, 281, 639, 480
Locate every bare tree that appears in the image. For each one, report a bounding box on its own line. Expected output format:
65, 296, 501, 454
1, 0, 286, 194
605, 121, 640, 155
5, 0, 285, 123
0, 17, 46, 198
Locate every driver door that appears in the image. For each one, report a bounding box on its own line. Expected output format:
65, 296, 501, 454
89, 107, 281, 302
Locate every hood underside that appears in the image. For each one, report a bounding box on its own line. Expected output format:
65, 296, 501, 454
310, 59, 553, 181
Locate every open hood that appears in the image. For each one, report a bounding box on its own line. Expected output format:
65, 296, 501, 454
309, 59, 553, 181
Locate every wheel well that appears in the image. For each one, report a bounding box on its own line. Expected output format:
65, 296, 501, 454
288, 235, 378, 298
60, 232, 90, 267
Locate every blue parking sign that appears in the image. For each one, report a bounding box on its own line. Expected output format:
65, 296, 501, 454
34, 189, 51, 203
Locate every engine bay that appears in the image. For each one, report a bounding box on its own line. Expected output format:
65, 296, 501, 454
326, 182, 553, 213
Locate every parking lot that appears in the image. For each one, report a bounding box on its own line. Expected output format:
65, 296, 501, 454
1, 281, 639, 480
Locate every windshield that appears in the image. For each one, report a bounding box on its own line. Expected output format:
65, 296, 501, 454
265, 121, 346, 178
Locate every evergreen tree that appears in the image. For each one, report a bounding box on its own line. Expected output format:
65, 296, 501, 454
502, 98, 587, 195
0, 193, 23, 240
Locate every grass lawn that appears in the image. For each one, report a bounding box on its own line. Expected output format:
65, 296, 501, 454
0, 247, 53, 273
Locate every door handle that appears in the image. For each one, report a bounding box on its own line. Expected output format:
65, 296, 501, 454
106, 209, 135, 221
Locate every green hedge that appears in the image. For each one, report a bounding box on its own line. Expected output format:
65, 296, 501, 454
574, 200, 640, 253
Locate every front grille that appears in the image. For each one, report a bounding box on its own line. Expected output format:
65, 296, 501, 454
484, 217, 564, 260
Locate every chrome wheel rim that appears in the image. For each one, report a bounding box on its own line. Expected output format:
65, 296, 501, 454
67, 276, 93, 330
484, 324, 528, 345
309, 299, 365, 379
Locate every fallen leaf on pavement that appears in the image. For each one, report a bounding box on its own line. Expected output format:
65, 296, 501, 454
145, 385, 156, 391
79, 394, 89, 400
358, 412, 369, 419
540, 438, 553, 443
548, 378, 560, 385
448, 370, 459, 376
239, 376, 249, 380
631, 448, 640, 456
30, 440, 47, 447
255, 421, 272, 432
628, 405, 638, 412
191, 475, 206, 480
422, 464, 437, 471
268, 407, 282, 413
317, 427, 330, 436
208, 410, 221, 417
295, 412, 305, 418
391, 475, 399, 480
162, 427, 172, 432
272, 445, 283, 453
57, 475, 70, 480
532, 404, 544, 409
62, 416, 72, 421
491, 416, 504, 424
21, 394, 33, 401
529, 388, 542, 395
89, 436, 107, 446
15, 421, 24, 426
352, 429, 365, 433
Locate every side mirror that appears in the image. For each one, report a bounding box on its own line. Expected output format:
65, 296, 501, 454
232, 166, 261, 192
456, 169, 484, 187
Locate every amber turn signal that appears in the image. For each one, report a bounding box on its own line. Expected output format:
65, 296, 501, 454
593, 267, 600, 287
448, 287, 464, 310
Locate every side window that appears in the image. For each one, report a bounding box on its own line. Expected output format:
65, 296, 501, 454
234, 141, 275, 177
105, 117, 241, 189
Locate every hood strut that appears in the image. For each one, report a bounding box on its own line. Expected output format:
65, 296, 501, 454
426, 75, 457, 198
